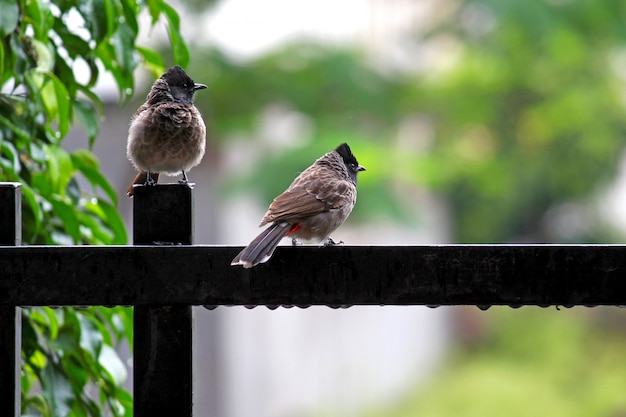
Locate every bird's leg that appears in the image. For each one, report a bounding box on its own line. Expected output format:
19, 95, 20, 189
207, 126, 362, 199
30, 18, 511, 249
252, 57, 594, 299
145, 172, 157, 186
179, 170, 189, 184
324, 237, 343, 246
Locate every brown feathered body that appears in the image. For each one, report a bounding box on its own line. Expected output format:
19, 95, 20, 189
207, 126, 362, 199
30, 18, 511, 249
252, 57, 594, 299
126, 66, 206, 196
231, 143, 365, 268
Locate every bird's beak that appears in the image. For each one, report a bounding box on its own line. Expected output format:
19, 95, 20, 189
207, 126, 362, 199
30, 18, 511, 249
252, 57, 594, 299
194, 83, 208, 91
357, 165, 366, 172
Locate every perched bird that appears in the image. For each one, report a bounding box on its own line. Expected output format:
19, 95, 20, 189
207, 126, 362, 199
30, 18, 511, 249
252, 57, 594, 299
231, 143, 365, 268
126, 65, 207, 197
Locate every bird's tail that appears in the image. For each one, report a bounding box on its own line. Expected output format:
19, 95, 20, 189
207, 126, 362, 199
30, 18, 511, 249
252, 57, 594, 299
231, 222, 293, 268
126, 172, 160, 197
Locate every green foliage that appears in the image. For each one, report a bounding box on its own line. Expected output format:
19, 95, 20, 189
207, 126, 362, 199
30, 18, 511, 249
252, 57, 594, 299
1, 0, 190, 415
417, 0, 626, 242
360, 308, 626, 417
22, 307, 134, 417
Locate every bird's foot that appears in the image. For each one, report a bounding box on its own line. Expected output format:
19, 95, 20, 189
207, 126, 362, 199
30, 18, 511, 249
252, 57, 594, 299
324, 237, 343, 247
145, 172, 157, 186
178, 171, 189, 184
291, 238, 302, 246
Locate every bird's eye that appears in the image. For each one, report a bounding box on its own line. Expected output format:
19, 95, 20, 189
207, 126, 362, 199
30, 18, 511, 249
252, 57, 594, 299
182, 83, 188, 89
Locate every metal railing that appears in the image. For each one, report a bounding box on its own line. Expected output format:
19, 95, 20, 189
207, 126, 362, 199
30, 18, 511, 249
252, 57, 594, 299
1, 183, 625, 416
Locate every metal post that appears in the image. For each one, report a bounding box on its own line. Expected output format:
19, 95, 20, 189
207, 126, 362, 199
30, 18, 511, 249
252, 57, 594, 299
0, 184, 21, 243
0, 183, 22, 417
132, 184, 194, 417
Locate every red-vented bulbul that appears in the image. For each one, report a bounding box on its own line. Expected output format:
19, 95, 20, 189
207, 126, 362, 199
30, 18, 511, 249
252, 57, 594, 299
126, 65, 207, 197
231, 143, 365, 268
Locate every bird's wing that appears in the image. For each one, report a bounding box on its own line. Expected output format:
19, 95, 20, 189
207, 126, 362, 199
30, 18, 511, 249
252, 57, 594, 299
261, 168, 354, 224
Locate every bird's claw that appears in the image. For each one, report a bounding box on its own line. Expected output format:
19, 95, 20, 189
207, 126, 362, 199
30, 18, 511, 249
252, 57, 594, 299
179, 171, 189, 185
324, 237, 343, 247
145, 173, 157, 186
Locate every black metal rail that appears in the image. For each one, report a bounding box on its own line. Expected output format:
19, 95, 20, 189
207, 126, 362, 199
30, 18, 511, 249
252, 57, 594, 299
2, 183, 625, 417
1, 244, 626, 307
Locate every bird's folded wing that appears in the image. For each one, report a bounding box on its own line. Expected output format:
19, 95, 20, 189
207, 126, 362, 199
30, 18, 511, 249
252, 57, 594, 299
262, 177, 353, 223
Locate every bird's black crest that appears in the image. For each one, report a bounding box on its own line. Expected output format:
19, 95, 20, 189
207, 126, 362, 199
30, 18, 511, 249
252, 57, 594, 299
335, 143, 359, 166
161, 65, 194, 88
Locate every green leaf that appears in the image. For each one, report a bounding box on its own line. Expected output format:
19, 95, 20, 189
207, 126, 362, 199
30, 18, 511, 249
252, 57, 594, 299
120, 0, 139, 36
32, 39, 55, 72
22, 313, 43, 360
22, 182, 43, 234
10, 31, 30, 75
75, 211, 113, 244
53, 53, 77, 100
88, 312, 114, 347
50, 73, 71, 138
137, 46, 165, 75
110, 307, 133, 350
0, 0, 18, 37
0, 139, 20, 175
50, 196, 81, 243
161, 3, 189, 67
40, 75, 65, 140
117, 388, 133, 417
96, 306, 133, 345
98, 345, 127, 387
43, 307, 60, 340
41, 362, 73, 417
95, 43, 130, 102
77, 85, 105, 117
0, 112, 31, 144
77, 314, 103, 359
53, 18, 91, 59
86, 199, 128, 244
0, 39, 4, 82
62, 357, 89, 396
78, 0, 110, 43
20, 183, 43, 233
112, 22, 139, 88
100, 202, 128, 244
169, 27, 190, 68
23, 0, 44, 40
22, 393, 49, 416
146, 0, 162, 24
44, 144, 74, 194
71, 149, 117, 204
74, 100, 100, 147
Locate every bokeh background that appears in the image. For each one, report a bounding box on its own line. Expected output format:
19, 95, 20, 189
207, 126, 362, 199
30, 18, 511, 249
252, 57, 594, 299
65, 0, 626, 416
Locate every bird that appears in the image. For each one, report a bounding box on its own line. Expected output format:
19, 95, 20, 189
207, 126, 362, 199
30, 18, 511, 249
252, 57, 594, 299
126, 65, 207, 197
231, 143, 365, 268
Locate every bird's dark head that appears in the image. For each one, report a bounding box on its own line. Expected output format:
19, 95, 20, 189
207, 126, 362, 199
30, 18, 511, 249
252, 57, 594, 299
335, 142, 366, 183
161, 66, 207, 104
